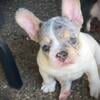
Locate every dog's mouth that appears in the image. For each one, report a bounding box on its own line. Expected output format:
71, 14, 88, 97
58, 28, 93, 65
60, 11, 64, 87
55, 58, 74, 66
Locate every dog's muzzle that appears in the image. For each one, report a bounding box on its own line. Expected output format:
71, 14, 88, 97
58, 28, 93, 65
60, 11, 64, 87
56, 51, 68, 62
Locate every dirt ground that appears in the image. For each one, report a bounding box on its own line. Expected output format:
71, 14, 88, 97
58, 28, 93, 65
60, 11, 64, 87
0, 0, 100, 100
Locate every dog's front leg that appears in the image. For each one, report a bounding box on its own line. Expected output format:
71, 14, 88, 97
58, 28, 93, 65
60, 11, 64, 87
39, 70, 56, 93
86, 61, 100, 98
59, 80, 72, 100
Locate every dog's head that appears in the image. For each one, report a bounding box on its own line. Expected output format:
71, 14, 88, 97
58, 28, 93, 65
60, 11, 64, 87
15, 8, 80, 66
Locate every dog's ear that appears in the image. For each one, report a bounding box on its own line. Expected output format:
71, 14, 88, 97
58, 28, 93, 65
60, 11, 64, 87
62, 0, 83, 30
15, 8, 41, 42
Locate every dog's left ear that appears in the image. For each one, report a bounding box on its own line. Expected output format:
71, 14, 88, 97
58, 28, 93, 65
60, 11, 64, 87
62, 0, 83, 30
15, 8, 41, 42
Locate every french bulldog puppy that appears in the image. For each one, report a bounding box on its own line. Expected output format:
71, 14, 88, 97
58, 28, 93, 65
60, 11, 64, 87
15, 8, 100, 100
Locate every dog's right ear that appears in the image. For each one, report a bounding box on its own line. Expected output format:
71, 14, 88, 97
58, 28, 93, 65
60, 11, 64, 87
15, 8, 41, 42
62, 0, 83, 30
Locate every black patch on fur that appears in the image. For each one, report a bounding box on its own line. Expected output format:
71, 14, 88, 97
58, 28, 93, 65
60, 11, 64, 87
80, 0, 97, 32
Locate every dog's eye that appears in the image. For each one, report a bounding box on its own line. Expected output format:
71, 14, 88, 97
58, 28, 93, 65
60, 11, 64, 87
70, 37, 77, 44
55, 24, 63, 30
42, 45, 50, 52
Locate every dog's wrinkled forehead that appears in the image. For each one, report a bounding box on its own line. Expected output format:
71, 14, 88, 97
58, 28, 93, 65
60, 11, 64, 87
40, 16, 79, 39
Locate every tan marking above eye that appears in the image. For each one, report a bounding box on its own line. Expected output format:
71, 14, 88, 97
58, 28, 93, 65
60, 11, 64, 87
63, 30, 71, 39
41, 36, 51, 44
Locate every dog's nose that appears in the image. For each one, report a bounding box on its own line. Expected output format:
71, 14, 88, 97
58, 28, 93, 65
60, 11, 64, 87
56, 51, 68, 62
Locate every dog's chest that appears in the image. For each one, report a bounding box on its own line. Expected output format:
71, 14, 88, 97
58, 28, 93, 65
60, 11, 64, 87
51, 70, 84, 80
50, 66, 84, 81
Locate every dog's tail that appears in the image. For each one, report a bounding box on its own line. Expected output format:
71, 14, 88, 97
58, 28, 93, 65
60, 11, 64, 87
0, 39, 23, 89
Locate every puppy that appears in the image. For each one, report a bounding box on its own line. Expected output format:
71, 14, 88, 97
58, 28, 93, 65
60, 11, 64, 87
15, 8, 100, 100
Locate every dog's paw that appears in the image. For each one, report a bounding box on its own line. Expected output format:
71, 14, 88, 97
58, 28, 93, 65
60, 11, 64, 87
41, 81, 56, 93
90, 81, 100, 98
59, 91, 70, 100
